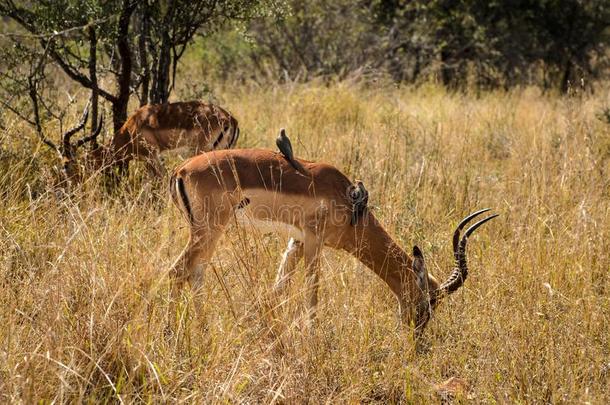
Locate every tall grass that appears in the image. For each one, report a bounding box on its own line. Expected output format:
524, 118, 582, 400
1, 82, 609, 402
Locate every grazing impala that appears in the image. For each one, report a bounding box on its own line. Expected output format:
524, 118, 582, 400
169, 133, 496, 331
111, 101, 239, 176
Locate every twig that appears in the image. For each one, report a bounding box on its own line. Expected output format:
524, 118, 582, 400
0, 15, 118, 40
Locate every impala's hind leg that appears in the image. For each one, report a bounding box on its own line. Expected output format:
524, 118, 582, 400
169, 187, 232, 297
274, 238, 304, 294
170, 225, 226, 296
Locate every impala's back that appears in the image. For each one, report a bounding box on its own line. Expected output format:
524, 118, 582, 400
171, 148, 354, 241
113, 101, 239, 161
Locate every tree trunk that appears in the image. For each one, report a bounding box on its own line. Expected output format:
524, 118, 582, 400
440, 48, 453, 88
113, 0, 136, 134
150, 0, 176, 104
138, 6, 150, 106
560, 59, 572, 94
151, 30, 172, 104
412, 46, 421, 83
88, 26, 99, 148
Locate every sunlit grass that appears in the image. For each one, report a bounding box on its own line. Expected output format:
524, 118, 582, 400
1, 82, 609, 402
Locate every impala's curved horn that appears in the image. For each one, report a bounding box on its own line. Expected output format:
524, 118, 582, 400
434, 210, 498, 299
451, 208, 491, 257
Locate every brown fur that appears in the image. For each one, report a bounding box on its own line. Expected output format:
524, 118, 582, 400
170, 148, 441, 330
111, 101, 239, 176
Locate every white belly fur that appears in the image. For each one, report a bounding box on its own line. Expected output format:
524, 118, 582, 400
234, 209, 304, 240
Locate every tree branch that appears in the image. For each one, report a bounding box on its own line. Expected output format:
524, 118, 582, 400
88, 26, 99, 141
27, 75, 59, 154
46, 46, 118, 103
0, 98, 36, 126
4, 4, 118, 104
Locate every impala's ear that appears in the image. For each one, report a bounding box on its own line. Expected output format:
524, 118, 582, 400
412, 246, 427, 288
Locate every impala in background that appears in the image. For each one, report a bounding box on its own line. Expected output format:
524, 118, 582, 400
104, 100, 239, 177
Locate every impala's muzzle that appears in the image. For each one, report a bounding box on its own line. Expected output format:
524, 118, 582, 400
415, 297, 433, 331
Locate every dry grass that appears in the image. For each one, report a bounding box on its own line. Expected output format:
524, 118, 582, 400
1, 81, 609, 403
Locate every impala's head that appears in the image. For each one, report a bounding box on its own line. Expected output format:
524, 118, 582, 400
411, 209, 498, 331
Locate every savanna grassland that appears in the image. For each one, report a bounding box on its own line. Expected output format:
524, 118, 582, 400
1, 81, 609, 403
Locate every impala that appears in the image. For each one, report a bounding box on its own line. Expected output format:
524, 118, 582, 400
169, 132, 496, 331
110, 100, 239, 176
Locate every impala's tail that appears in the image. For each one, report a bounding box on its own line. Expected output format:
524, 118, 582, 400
170, 172, 194, 224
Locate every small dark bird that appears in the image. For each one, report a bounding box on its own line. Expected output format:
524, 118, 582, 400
276, 128, 308, 175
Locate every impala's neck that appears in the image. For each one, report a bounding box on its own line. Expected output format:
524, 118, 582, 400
341, 211, 421, 306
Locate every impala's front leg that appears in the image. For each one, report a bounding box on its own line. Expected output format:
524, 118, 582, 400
135, 132, 165, 178
145, 153, 166, 178
274, 238, 304, 294
303, 232, 324, 325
